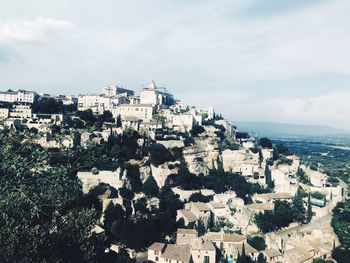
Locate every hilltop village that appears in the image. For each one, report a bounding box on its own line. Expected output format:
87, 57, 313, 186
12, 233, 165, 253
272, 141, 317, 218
0, 83, 347, 263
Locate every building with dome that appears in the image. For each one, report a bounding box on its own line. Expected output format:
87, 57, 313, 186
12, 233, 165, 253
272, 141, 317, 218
140, 81, 175, 107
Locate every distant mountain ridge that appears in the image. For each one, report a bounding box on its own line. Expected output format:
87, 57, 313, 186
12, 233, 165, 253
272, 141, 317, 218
231, 121, 350, 138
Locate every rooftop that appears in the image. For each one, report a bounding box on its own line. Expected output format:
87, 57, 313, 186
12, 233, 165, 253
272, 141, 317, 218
192, 202, 210, 211
245, 203, 274, 211
210, 202, 227, 209
255, 192, 293, 201
263, 249, 282, 258
177, 228, 198, 235
148, 242, 166, 252
205, 232, 247, 243
161, 244, 192, 262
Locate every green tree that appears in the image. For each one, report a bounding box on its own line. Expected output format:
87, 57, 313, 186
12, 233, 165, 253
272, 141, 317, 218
255, 201, 293, 233
32, 97, 64, 114
273, 144, 290, 160
126, 165, 143, 193
259, 137, 272, 149
78, 109, 95, 126
104, 202, 125, 231
143, 175, 159, 197
152, 114, 167, 124
190, 125, 206, 136
119, 186, 135, 200
196, 219, 206, 236
116, 114, 122, 128
307, 193, 313, 222
149, 143, 174, 166
264, 162, 273, 188
332, 246, 350, 263
332, 199, 350, 262
189, 192, 212, 203
292, 188, 306, 224
247, 236, 266, 251
73, 130, 81, 149
0, 133, 102, 261
258, 149, 263, 167
257, 253, 267, 263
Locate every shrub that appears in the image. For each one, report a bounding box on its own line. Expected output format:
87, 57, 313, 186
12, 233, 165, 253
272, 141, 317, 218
184, 137, 195, 146
143, 176, 159, 197
149, 143, 174, 166
247, 236, 266, 251
119, 187, 134, 200
190, 125, 205, 136
311, 191, 324, 200
188, 192, 213, 203
259, 137, 272, 149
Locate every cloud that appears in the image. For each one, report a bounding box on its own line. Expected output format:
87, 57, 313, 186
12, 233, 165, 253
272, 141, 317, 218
0, 46, 20, 63
0, 17, 74, 42
0, 1, 349, 129
230, 91, 350, 130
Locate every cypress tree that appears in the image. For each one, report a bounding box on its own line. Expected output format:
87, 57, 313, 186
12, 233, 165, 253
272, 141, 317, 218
258, 149, 263, 168
292, 188, 306, 223
257, 253, 267, 263
241, 242, 246, 258
236, 251, 241, 263
307, 193, 313, 222
265, 162, 273, 188
116, 114, 122, 128
143, 175, 159, 197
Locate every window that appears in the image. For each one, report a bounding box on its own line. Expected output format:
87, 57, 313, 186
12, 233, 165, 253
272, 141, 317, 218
155, 256, 159, 262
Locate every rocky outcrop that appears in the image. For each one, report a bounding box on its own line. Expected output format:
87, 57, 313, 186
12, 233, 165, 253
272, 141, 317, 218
157, 140, 185, 149
151, 161, 180, 188
183, 136, 220, 175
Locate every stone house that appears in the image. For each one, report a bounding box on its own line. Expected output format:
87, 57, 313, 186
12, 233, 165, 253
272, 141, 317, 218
204, 232, 258, 260
184, 202, 212, 225
261, 249, 283, 263
77, 170, 124, 194
147, 229, 216, 263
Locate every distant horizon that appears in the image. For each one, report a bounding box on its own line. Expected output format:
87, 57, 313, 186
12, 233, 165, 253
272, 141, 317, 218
231, 120, 350, 133
231, 120, 350, 137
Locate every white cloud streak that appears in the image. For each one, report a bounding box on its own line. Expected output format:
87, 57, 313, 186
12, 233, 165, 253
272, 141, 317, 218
0, 17, 74, 42
231, 91, 350, 130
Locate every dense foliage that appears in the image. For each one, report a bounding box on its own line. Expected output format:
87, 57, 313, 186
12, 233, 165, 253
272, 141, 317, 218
0, 132, 105, 261
190, 125, 205, 136
149, 143, 177, 166
32, 97, 64, 114
103, 187, 183, 250
170, 164, 270, 203
255, 201, 294, 233
259, 137, 272, 149
332, 199, 350, 262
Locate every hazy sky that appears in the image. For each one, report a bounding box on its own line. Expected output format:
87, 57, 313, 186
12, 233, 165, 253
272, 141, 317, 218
0, 0, 349, 130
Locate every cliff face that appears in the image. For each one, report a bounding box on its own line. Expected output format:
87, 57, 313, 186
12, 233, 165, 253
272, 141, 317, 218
182, 126, 221, 175
126, 123, 239, 189
183, 146, 219, 175
151, 162, 180, 188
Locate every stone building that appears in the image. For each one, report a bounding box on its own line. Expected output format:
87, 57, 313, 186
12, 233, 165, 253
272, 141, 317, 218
147, 229, 216, 263
140, 81, 174, 107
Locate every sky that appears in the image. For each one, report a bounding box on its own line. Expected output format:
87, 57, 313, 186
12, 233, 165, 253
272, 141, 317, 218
0, 0, 349, 130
